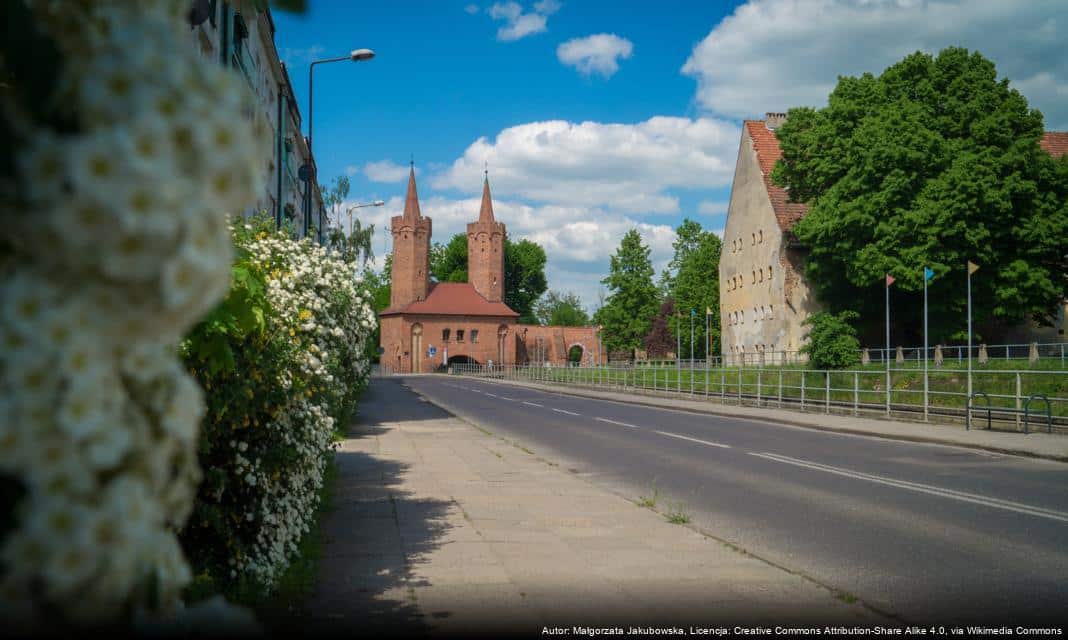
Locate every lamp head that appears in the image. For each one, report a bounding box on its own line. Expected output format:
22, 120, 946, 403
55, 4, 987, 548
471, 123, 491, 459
351, 48, 375, 62
372, 200, 385, 206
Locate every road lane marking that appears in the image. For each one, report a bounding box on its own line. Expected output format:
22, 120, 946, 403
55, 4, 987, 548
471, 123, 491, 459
595, 417, 639, 429
749, 452, 1068, 524
522, 401, 544, 408
654, 430, 731, 449
500, 397, 518, 401
484, 393, 498, 398
552, 408, 581, 416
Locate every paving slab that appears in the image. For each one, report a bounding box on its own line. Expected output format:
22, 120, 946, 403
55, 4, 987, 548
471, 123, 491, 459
304, 378, 884, 636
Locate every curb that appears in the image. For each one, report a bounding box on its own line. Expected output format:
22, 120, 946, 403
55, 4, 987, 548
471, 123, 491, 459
455, 376, 1068, 464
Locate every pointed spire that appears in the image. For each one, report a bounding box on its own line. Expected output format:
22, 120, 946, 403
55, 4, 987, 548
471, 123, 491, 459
478, 169, 495, 223
403, 162, 421, 219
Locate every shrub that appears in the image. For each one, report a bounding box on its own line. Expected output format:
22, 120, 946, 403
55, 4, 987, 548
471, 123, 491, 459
180, 216, 376, 595
800, 311, 862, 369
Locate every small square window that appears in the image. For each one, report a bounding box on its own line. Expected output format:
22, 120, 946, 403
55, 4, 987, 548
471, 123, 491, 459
442, 328, 451, 342
456, 330, 465, 342
470, 329, 479, 343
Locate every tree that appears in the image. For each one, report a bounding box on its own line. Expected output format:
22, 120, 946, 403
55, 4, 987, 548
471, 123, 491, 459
320, 175, 375, 265
664, 219, 722, 358
429, 233, 548, 323
361, 254, 392, 363
594, 229, 660, 353
643, 298, 676, 358
800, 311, 861, 369
534, 290, 590, 326
773, 47, 1068, 344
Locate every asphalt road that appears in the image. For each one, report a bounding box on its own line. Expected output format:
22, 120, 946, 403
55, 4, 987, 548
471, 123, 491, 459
402, 374, 1068, 626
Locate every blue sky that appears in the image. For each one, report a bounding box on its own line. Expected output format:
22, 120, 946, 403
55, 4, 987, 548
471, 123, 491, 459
274, 0, 1068, 310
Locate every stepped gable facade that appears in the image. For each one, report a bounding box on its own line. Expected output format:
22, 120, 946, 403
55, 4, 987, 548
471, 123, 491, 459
720, 114, 1068, 363
379, 167, 600, 373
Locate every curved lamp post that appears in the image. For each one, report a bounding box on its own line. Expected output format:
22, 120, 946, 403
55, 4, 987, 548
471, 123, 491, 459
304, 48, 375, 242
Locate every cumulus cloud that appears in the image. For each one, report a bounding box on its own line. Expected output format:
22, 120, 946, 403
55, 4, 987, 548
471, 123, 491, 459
681, 0, 1068, 128
363, 160, 410, 183
432, 116, 739, 214
697, 200, 729, 216
557, 34, 634, 78
487, 0, 559, 41
279, 44, 324, 66
464, 3, 480, 14
349, 193, 675, 310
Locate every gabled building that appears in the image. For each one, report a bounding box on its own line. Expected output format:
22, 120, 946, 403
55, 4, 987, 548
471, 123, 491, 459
379, 167, 600, 373
720, 113, 1068, 364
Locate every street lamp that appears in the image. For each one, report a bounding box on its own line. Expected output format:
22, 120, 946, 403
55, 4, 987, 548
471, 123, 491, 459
304, 48, 376, 242
346, 200, 384, 236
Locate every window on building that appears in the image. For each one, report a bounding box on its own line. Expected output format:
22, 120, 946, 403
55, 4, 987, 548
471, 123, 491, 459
769, 305, 774, 319
752, 232, 756, 245
752, 270, 756, 284
759, 229, 763, 243
442, 328, 450, 342
768, 265, 773, 279
470, 329, 479, 343
456, 330, 465, 342
741, 310, 745, 323
759, 268, 764, 282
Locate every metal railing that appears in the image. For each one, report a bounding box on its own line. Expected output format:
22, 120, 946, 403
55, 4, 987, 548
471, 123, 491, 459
415, 361, 1068, 435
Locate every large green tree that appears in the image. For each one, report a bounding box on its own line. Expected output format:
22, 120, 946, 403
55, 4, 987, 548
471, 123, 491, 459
773, 47, 1068, 344
534, 290, 590, 326
428, 232, 548, 323
662, 218, 722, 358
594, 229, 660, 353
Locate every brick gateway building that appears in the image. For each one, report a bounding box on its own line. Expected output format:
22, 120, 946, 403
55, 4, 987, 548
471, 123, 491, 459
379, 167, 600, 373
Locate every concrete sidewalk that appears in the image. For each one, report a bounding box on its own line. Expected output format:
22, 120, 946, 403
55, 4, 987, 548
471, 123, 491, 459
305, 378, 882, 636
458, 375, 1068, 463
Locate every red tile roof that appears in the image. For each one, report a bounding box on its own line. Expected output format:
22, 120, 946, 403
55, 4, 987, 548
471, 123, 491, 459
1042, 132, 1068, 158
744, 120, 808, 234
380, 282, 519, 317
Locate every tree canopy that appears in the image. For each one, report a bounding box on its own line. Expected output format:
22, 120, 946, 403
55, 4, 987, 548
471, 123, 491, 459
773, 47, 1068, 343
428, 232, 547, 323
534, 290, 590, 327
594, 229, 660, 353
662, 218, 722, 358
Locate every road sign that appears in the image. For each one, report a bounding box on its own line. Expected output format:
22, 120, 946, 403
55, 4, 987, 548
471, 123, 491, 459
428, 345, 437, 357
377, 346, 384, 354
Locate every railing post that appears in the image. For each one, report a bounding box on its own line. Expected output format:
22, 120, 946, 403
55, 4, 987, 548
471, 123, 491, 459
853, 371, 859, 416
737, 367, 742, 404
757, 369, 762, 407
721, 366, 726, 402
825, 371, 830, 414
801, 371, 806, 410
778, 369, 783, 408
1015, 372, 1022, 431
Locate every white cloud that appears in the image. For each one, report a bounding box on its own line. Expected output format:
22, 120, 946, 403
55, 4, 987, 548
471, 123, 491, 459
345, 165, 359, 177
351, 193, 674, 311
279, 44, 325, 66
697, 200, 729, 216
363, 160, 409, 183
557, 34, 634, 78
488, 1, 558, 41
432, 116, 739, 214
682, 0, 1068, 128
465, 3, 480, 14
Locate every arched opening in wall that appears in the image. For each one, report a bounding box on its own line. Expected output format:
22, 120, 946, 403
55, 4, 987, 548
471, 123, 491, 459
567, 345, 584, 365
410, 323, 423, 373
447, 355, 480, 366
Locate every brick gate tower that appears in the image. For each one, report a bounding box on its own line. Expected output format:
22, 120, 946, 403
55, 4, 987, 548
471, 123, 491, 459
390, 164, 431, 308
466, 173, 505, 303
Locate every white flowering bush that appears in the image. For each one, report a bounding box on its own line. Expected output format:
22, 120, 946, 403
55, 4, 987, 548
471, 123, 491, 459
181, 216, 376, 595
0, 0, 267, 628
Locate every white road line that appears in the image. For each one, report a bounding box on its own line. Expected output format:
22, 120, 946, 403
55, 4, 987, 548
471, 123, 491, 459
595, 417, 640, 429
654, 430, 731, 449
484, 393, 498, 398
500, 397, 518, 401
522, 401, 544, 408
750, 451, 1068, 524
552, 408, 580, 416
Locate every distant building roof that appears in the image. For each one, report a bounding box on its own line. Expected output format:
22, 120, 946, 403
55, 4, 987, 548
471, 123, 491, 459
744, 120, 808, 234
380, 282, 519, 317
744, 124, 1068, 234
1042, 132, 1068, 158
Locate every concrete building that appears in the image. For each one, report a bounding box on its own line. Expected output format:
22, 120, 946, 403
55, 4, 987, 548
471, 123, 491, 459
188, 1, 324, 239
379, 167, 600, 373
720, 115, 1068, 363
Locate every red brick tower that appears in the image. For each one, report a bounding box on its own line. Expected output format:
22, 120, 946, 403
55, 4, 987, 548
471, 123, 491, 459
390, 165, 432, 308
467, 173, 505, 303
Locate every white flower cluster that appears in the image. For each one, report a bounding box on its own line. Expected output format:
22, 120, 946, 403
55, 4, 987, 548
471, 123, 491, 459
0, 1, 265, 626
221, 231, 376, 587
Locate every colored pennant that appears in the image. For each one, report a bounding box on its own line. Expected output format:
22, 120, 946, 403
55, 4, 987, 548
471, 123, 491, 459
968, 261, 980, 275
924, 267, 935, 282
706, 307, 713, 315
886, 274, 895, 286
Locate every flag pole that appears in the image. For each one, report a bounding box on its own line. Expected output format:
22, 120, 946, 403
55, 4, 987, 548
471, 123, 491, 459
923, 267, 929, 422
886, 274, 891, 415
967, 261, 977, 429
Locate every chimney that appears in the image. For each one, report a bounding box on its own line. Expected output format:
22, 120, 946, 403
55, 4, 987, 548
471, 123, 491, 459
765, 112, 787, 130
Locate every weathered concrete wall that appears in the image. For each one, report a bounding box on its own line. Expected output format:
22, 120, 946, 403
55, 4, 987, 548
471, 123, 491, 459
719, 123, 821, 364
